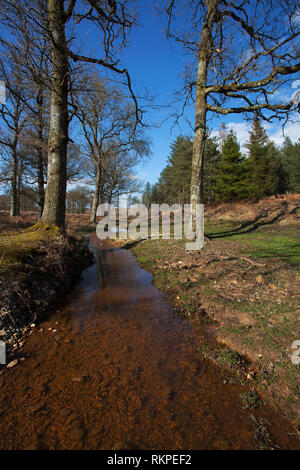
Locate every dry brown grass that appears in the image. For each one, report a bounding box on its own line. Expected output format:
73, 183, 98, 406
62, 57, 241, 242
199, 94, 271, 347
0, 211, 38, 233
206, 194, 300, 223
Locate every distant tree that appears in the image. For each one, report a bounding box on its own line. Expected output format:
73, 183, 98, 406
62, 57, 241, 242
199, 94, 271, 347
66, 186, 91, 215
128, 195, 142, 206
147, 134, 219, 206
0, 193, 10, 210
281, 137, 300, 193
218, 123, 228, 157
245, 116, 272, 199
245, 116, 289, 199
74, 74, 149, 222
0, 65, 28, 216
101, 146, 144, 204
269, 149, 289, 197
202, 135, 220, 204
142, 182, 152, 208
166, 136, 193, 205
148, 183, 164, 205
150, 136, 193, 205
214, 130, 248, 202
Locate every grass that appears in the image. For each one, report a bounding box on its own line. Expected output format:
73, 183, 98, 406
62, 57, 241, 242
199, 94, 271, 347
206, 223, 300, 266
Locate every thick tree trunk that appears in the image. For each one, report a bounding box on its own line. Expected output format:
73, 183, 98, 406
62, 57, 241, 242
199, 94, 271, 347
90, 162, 102, 223
190, 59, 208, 230
190, 1, 221, 230
41, 0, 69, 228
10, 139, 18, 217
37, 88, 45, 219
37, 150, 45, 219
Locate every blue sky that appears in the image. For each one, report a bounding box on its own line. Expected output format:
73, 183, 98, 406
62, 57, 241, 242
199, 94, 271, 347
109, 2, 300, 188
118, 3, 195, 184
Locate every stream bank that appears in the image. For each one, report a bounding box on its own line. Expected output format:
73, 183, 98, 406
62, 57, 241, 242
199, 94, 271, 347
0, 225, 93, 351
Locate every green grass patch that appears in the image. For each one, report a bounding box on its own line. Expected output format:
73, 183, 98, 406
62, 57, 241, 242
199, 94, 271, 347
213, 225, 299, 266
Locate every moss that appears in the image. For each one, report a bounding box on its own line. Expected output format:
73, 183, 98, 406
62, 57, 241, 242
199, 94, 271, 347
0, 223, 60, 271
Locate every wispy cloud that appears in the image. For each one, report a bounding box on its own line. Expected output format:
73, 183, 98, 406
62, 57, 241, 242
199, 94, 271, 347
212, 117, 299, 152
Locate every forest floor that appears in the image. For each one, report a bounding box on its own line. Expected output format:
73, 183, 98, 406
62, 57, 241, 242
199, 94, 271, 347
130, 195, 300, 429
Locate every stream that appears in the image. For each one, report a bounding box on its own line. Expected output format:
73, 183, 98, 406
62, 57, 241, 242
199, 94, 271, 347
0, 235, 298, 450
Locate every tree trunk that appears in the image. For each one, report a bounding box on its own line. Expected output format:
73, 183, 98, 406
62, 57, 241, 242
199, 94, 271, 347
37, 88, 45, 219
10, 138, 18, 217
41, 0, 69, 228
16, 160, 23, 214
37, 150, 45, 219
90, 162, 102, 222
108, 188, 113, 205
190, 1, 221, 229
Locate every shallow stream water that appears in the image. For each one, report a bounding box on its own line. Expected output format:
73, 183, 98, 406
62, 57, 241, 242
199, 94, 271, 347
0, 235, 298, 449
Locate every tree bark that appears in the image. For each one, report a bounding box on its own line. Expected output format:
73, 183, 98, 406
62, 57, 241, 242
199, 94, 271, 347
41, 0, 69, 228
90, 161, 102, 223
10, 136, 19, 217
37, 88, 45, 219
16, 159, 23, 214
190, 1, 221, 229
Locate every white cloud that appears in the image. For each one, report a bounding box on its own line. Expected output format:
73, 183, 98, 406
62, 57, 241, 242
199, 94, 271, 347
211, 121, 250, 150
134, 172, 149, 181
292, 80, 300, 89
212, 117, 300, 152
269, 120, 300, 146
67, 178, 92, 191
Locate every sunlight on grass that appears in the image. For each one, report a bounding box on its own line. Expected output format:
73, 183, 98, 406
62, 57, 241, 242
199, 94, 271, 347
0, 223, 59, 269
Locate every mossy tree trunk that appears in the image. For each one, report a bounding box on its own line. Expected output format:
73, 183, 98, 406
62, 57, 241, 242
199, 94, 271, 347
41, 0, 69, 228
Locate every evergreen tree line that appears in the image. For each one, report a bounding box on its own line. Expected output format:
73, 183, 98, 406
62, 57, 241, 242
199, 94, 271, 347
142, 117, 300, 206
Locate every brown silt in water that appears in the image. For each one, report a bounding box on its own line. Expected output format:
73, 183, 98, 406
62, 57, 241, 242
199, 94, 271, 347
0, 236, 298, 450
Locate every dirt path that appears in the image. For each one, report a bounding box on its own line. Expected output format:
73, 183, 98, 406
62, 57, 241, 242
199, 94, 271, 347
0, 235, 298, 450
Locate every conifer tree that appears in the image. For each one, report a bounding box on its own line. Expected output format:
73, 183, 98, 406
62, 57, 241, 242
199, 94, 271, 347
245, 116, 272, 199
246, 116, 290, 198
142, 182, 152, 208
281, 137, 300, 193
202, 136, 220, 204
214, 130, 248, 202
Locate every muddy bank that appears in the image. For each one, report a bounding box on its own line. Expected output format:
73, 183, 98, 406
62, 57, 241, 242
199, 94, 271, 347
0, 233, 93, 351
0, 235, 299, 449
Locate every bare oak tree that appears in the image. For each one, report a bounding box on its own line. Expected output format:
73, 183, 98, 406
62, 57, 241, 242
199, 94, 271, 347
164, 0, 300, 228
74, 74, 149, 222
0, 65, 28, 216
